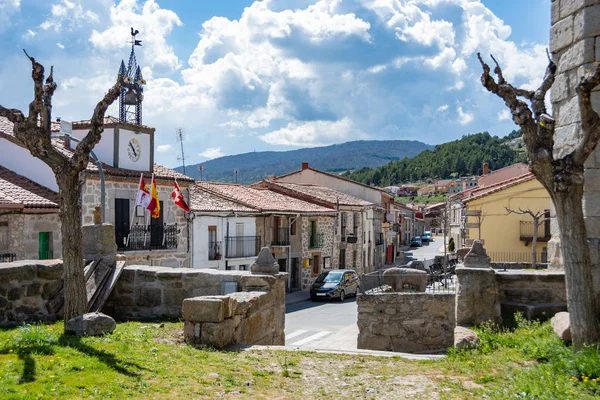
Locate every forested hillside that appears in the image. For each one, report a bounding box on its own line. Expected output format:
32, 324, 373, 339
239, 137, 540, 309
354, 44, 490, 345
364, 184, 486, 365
177, 140, 431, 184
342, 131, 526, 186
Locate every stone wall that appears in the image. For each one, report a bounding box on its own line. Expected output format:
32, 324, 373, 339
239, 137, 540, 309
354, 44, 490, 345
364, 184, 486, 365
357, 292, 455, 353
0, 214, 62, 260
549, 0, 600, 298
0, 260, 63, 325
103, 265, 287, 320
81, 177, 190, 268
455, 267, 502, 326
183, 290, 285, 349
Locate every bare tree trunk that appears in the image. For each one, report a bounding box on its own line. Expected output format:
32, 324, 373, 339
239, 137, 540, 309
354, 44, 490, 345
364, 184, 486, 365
57, 172, 87, 322
531, 218, 538, 269
553, 184, 600, 346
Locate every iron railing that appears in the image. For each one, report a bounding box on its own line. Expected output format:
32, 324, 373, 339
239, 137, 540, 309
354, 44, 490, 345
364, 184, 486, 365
375, 232, 384, 246
119, 224, 178, 251
309, 232, 324, 249
209, 240, 222, 260
272, 227, 290, 246
0, 253, 16, 263
225, 236, 261, 258
488, 250, 548, 263
519, 221, 550, 242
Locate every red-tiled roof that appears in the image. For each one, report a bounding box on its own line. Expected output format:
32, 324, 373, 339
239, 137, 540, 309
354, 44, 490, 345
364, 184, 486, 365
0, 166, 58, 210
195, 182, 336, 214
190, 184, 259, 213
253, 180, 374, 208
463, 173, 537, 203
478, 163, 530, 188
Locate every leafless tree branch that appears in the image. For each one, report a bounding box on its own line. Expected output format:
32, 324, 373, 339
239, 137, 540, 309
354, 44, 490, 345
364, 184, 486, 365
574, 62, 600, 164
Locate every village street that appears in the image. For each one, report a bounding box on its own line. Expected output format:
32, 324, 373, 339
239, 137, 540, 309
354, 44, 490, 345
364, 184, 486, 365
284, 237, 445, 351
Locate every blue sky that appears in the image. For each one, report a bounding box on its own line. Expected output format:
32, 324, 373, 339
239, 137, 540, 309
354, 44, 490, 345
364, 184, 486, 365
0, 0, 551, 167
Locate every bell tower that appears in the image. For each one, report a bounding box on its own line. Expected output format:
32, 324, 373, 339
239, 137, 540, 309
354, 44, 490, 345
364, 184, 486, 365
118, 27, 145, 125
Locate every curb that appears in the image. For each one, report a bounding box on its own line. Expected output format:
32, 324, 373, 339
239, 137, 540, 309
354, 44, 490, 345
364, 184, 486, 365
285, 295, 310, 307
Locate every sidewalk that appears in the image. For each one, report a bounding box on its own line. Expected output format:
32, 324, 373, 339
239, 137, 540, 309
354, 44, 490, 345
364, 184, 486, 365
285, 290, 310, 306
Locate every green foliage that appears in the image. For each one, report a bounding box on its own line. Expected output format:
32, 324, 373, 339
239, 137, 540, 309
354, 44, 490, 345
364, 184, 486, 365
343, 131, 526, 186
448, 238, 455, 252
9, 324, 58, 354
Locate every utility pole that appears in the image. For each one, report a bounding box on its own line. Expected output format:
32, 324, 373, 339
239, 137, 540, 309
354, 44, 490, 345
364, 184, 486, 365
234, 169, 238, 184
176, 128, 187, 175
198, 164, 204, 181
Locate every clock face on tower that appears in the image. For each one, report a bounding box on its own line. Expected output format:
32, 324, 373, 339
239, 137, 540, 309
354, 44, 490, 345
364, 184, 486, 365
127, 137, 141, 162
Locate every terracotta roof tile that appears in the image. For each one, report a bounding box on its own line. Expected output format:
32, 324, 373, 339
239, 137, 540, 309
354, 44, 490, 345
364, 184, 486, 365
190, 184, 259, 213
254, 180, 374, 207
0, 166, 58, 210
478, 163, 530, 188
274, 164, 387, 193
195, 182, 336, 214
463, 173, 536, 203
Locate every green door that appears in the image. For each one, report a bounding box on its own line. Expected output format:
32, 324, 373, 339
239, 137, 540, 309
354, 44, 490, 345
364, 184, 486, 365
39, 232, 52, 260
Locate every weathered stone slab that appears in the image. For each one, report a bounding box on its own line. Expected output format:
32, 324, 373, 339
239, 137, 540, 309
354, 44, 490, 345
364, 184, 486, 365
551, 311, 572, 342
454, 326, 479, 350
182, 297, 225, 323
455, 266, 501, 326
65, 312, 116, 336
463, 241, 491, 268
82, 223, 117, 259
250, 247, 279, 274
382, 267, 427, 292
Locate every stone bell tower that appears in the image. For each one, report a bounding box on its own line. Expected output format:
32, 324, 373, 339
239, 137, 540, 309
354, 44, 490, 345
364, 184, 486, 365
118, 27, 145, 126
548, 1, 600, 291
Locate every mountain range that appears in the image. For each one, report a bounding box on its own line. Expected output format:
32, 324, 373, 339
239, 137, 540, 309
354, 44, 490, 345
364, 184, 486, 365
176, 140, 433, 184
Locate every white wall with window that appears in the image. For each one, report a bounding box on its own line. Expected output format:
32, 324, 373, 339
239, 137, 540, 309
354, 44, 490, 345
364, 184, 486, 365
191, 215, 258, 270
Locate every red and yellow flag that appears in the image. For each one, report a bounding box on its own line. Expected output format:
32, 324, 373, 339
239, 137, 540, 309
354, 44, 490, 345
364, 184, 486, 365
147, 174, 160, 219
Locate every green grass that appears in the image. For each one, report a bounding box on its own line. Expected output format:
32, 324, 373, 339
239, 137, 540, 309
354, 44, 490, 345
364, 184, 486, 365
0, 315, 599, 398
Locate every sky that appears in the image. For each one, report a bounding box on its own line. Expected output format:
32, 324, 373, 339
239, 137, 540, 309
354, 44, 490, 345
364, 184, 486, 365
0, 0, 551, 167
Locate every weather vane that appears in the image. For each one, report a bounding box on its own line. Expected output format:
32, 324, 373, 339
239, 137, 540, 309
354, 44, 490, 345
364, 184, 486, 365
118, 27, 145, 126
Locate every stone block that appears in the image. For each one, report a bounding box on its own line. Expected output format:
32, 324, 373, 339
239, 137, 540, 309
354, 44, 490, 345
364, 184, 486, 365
551, 311, 572, 342
82, 223, 117, 258
463, 240, 491, 268
26, 282, 41, 297
156, 270, 182, 280
557, 37, 596, 73
573, 4, 600, 40
0, 262, 36, 282
585, 216, 600, 237
250, 247, 279, 273
358, 333, 390, 351
183, 321, 199, 343
553, 123, 580, 159
382, 267, 427, 292
36, 262, 64, 280
583, 193, 600, 217
201, 319, 235, 348
551, 73, 570, 103
550, 15, 574, 53
118, 267, 136, 284
163, 289, 187, 308
182, 297, 224, 323
7, 286, 24, 301
455, 267, 501, 326
454, 326, 479, 350
135, 287, 162, 308
65, 312, 116, 336
136, 269, 158, 283
560, 0, 598, 19
552, 0, 561, 25
557, 96, 582, 126
584, 168, 600, 191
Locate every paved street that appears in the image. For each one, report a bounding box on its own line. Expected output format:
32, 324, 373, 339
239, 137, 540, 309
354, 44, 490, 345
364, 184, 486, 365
285, 297, 359, 351
401, 235, 446, 263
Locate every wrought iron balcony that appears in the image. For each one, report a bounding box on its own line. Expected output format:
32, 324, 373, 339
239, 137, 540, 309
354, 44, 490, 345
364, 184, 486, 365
225, 236, 261, 258
519, 221, 550, 243
272, 227, 290, 246
309, 232, 324, 249
0, 253, 16, 263
208, 240, 222, 260
118, 223, 178, 251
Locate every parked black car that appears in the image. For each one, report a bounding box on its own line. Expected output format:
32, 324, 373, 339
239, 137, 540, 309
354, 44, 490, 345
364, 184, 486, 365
410, 236, 422, 247
310, 269, 360, 301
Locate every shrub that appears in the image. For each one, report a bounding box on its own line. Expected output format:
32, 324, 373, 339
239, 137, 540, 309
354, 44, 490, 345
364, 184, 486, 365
448, 238, 455, 252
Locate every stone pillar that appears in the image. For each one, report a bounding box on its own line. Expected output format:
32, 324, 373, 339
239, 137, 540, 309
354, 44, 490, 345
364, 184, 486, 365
81, 223, 117, 260
549, 1, 600, 294
455, 266, 501, 326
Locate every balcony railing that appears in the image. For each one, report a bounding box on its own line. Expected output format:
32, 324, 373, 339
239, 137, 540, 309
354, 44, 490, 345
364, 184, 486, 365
375, 232, 384, 246
118, 224, 178, 251
209, 240, 222, 260
225, 236, 261, 258
272, 227, 290, 246
0, 253, 16, 263
519, 221, 550, 242
309, 232, 324, 249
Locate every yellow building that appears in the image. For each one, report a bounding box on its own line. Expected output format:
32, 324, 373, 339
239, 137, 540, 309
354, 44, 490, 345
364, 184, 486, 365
463, 173, 551, 263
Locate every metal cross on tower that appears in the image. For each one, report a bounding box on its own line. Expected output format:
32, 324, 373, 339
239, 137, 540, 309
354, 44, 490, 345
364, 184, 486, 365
118, 27, 145, 125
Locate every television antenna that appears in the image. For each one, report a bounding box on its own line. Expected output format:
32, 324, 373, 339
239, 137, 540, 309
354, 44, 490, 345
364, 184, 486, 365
234, 169, 238, 184
197, 164, 204, 181
176, 128, 188, 175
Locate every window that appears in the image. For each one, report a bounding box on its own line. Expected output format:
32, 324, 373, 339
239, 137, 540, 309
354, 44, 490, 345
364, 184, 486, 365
278, 258, 287, 272
353, 212, 359, 234
352, 249, 357, 268
290, 219, 296, 235
225, 262, 233, 271
238, 264, 248, 271
208, 226, 220, 260
339, 249, 346, 268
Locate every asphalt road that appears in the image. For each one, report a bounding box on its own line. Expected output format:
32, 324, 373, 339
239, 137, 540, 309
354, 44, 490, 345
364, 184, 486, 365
285, 297, 358, 350
402, 235, 445, 263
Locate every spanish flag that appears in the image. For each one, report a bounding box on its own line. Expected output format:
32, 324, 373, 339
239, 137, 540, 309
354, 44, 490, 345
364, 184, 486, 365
147, 174, 160, 219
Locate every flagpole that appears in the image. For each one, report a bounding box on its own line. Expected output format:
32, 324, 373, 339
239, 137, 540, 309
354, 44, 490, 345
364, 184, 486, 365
127, 173, 144, 247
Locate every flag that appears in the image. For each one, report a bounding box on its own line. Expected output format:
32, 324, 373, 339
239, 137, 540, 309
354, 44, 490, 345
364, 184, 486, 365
148, 174, 160, 219
171, 180, 190, 212
135, 174, 151, 208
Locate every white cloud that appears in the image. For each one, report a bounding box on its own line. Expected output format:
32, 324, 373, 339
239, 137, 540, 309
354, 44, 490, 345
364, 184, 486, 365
199, 147, 225, 159
0, 0, 20, 33
457, 106, 473, 125
90, 0, 182, 72
56, 42, 65, 49
23, 29, 36, 38
40, 0, 99, 32
437, 104, 448, 113
260, 118, 362, 147
157, 144, 172, 152
498, 109, 511, 121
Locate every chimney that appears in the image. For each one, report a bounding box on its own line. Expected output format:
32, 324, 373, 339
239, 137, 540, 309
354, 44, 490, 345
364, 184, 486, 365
482, 162, 489, 175
301, 162, 309, 170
